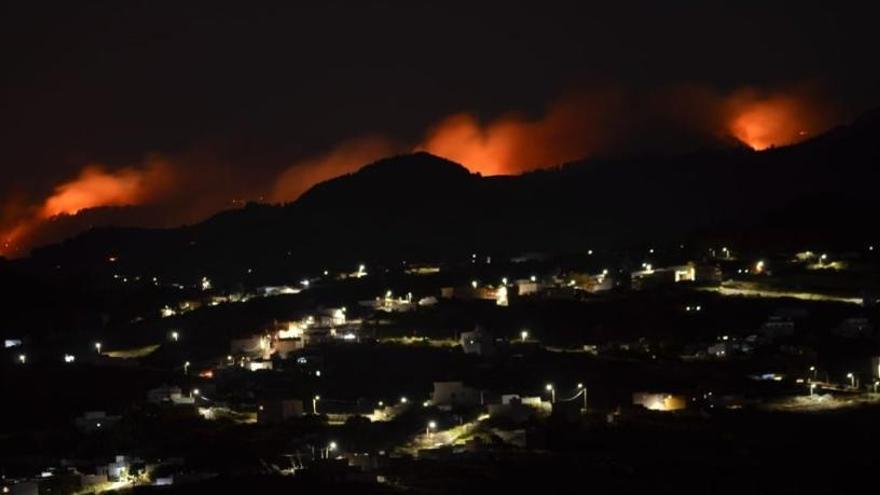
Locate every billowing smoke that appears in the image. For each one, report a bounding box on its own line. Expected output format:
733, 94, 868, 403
417, 92, 624, 176
1, 84, 837, 257
40, 160, 175, 218
271, 136, 398, 202
1, 152, 254, 257
724, 87, 830, 150
2, 159, 174, 255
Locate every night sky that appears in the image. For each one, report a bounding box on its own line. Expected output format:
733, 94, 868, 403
1, 1, 878, 254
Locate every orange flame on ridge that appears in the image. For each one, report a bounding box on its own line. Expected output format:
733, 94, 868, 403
726, 90, 823, 150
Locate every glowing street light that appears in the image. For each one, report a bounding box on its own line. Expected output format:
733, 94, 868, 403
520, 330, 529, 342
184, 361, 191, 375
847, 372, 856, 388
809, 366, 817, 381
325, 441, 338, 459
400, 396, 408, 404
18, 354, 26, 364
545, 383, 555, 403
94, 342, 102, 353
530, 275, 537, 282
427, 420, 437, 436
63, 354, 76, 364
170, 331, 179, 342
313, 395, 320, 414
471, 280, 478, 289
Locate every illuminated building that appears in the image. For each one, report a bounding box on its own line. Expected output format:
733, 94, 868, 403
631, 263, 720, 290
632, 392, 687, 412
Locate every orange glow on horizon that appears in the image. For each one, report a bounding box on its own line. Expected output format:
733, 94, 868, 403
271, 137, 396, 202
417, 93, 618, 176
1, 86, 836, 258
726, 92, 820, 150
1, 160, 175, 257
40, 163, 173, 217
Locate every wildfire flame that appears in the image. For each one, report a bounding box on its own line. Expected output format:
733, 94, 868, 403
1, 160, 174, 256
726, 90, 822, 150
417, 92, 619, 176
1, 85, 834, 257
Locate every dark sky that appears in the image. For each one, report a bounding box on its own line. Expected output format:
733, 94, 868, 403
1, 1, 878, 252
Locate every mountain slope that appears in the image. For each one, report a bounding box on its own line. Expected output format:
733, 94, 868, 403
24, 111, 880, 281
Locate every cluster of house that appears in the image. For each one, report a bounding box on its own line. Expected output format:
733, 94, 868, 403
359, 291, 438, 313
159, 284, 304, 318
224, 307, 359, 371
0, 456, 203, 495
433, 262, 722, 308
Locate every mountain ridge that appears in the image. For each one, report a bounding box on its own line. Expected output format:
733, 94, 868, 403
19, 109, 880, 281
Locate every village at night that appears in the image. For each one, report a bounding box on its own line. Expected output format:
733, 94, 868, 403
2, 3, 879, 494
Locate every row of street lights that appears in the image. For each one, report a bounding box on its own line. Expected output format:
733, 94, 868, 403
805, 366, 879, 393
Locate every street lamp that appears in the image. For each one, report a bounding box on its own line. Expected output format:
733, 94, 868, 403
400, 396, 408, 404
520, 330, 529, 342
577, 383, 588, 412
427, 420, 437, 436
313, 395, 320, 414
847, 372, 856, 388
809, 366, 817, 381
809, 383, 817, 397
545, 383, 555, 403
326, 441, 337, 458
183, 361, 190, 375
18, 354, 26, 364
170, 331, 179, 342
94, 342, 102, 354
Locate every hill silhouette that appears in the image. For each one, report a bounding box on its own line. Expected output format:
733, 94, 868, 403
20, 111, 880, 282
